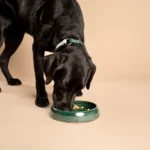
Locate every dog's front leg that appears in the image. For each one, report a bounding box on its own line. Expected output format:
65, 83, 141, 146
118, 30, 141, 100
32, 43, 49, 107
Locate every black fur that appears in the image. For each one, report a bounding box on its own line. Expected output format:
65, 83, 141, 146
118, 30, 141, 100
0, 0, 96, 110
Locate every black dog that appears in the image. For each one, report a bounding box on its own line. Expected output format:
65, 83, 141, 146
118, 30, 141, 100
0, 0, 96, 110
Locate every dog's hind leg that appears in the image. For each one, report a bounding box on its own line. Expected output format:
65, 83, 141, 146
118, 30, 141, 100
0, 25, 24, 85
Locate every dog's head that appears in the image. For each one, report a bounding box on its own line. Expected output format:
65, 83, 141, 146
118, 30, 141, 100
43, 46, 96, 111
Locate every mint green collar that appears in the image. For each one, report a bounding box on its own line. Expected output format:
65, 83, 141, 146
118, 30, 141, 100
55, 38, 83, 50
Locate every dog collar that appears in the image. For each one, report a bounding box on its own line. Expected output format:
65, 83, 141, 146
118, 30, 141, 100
55, 38, 83, 51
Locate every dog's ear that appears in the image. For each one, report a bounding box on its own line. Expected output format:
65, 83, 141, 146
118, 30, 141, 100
42, 54, 67, 85
42, 54, 57, 85
84, 64, 96, 90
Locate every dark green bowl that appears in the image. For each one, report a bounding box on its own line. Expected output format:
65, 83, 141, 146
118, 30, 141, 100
50, 101, 99, 123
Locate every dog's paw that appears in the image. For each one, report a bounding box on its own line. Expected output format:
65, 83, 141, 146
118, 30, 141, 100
77, 91, 83, 97
8, 78, 22, 86
35, 96, 49, 107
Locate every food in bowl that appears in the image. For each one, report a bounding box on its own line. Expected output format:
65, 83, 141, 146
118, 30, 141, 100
73, 104, 90, 111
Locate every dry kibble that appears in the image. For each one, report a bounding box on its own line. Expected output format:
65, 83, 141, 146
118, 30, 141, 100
73, 104, 80, 110
73, 104, 90, 111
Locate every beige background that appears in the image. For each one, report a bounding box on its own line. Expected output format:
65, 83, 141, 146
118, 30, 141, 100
0, 0, 150, 150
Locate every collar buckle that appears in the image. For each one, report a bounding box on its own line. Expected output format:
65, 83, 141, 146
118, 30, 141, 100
66, 39, 72, 45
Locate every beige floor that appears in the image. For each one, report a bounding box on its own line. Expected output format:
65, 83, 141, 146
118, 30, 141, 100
0, 80, 150, 150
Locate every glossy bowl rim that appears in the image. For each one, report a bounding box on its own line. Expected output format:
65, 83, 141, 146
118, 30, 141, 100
51, 100, 99, 117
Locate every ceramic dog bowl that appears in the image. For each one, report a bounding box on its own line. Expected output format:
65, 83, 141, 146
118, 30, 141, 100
50, 101, 99, 123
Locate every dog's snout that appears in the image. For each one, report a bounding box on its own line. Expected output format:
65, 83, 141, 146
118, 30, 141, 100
54, 102, 72, 111
53, 91, 75, 111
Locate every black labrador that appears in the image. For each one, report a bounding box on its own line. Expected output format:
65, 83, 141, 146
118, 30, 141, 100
0, 0, 96, 110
